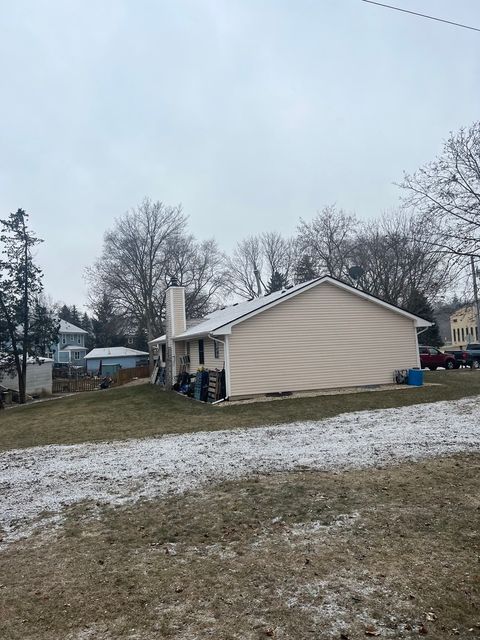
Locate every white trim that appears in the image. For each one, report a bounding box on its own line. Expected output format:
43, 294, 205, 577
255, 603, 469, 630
210, 277, 433, 336
167, 288, 176, 337
224, 335, 231, 398
413, 325, 422, 369
208, 333, 229, 399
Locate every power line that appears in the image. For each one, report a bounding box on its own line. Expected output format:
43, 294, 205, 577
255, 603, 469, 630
361, 0, 480, 33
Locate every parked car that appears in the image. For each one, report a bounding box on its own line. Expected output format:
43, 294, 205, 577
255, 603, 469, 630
419, 345, 456, 370
443, 349, 470, 368
465, 343, 480, 369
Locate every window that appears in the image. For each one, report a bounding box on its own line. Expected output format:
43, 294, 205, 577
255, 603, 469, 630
77, 335, 81, 344
428, 348, 439, 355
461, 328, 465, 341
198, 339, 205, 365
62, 335, 66, 344
73, 351, 81, 360
127, 336, 134, 345
161, 344, 166, 362
213, 340, 219, 359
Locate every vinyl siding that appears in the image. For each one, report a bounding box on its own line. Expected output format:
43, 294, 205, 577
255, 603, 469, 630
228, 281, 419, 398
180, 337, 224, 372
1, 362, 53, 395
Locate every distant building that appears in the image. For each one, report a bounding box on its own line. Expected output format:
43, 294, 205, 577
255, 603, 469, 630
450, 305, 479, 346
0, 357, 53, 396
51, 320, 88, 366
84, 347, 149, 375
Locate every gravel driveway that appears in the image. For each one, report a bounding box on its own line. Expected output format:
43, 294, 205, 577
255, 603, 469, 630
1, 395, 479, 545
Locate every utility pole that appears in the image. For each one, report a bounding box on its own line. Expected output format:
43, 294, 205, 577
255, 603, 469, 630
471, 255, 480, 342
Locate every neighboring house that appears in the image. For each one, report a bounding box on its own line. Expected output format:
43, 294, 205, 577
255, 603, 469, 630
151, 276, 431, 400
450, 305, 480, 346
0, 357, 53, 396
52, 320, 88, 366
84, 347, 149, 375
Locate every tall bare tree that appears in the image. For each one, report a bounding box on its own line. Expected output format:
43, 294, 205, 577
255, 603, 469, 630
296, 205, 357, 280
226, 232, 295, 298
86, 198, 228, 339
350, 211, 458, 308
86, 198, 185, 341
400, 122, 480, 258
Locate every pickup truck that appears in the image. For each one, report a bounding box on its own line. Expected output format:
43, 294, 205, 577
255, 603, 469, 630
443, 349, 470, 368
465, 343, 480, 369
419, 345, 456, 370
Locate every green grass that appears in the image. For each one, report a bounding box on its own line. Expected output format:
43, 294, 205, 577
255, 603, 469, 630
1, 369, 479, 451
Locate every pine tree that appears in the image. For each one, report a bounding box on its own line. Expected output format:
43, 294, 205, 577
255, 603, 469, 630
80, 312, 95, 351
294, 255, 317, 284
30, 300, 60, 357
0, 209, 56, 403
132, 319, 148, 351
406, 290, 443, 347
266, 271, 288, 294
70, 305, 81, 326
59, 304, 72, 323
91, 293, 125, 347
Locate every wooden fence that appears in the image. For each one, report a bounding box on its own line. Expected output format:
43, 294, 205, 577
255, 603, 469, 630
52, 378, 99, 393
52, 365, 150, 394
116, 365, 150, 385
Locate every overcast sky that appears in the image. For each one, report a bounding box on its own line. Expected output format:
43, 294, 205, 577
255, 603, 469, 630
1, 0, 479, 309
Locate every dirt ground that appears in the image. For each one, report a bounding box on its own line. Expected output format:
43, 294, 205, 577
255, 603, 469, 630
1, 454, 479, 640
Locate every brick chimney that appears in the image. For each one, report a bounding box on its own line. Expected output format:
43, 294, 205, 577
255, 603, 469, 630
165, 278, 186, 388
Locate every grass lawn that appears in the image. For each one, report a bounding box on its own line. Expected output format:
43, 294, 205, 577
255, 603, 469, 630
1, 370, 480, 451
1, 454, 479, 639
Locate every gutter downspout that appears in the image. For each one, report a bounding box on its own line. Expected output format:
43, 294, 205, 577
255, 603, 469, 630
208, 333, 229, 401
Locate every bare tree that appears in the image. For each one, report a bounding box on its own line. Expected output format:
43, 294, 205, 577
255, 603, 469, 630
163, 235, 228, 318
86, 198, 185, 341
350, 211, 458, 309
400, 122, 480, 258
296, 205, 357, 280
226, 236, 264, 298
226, 232, 295, 298
86, 198, 228, 341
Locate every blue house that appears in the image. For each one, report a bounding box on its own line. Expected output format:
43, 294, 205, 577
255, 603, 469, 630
52, 320, 88, 366
84, 347, 149, 375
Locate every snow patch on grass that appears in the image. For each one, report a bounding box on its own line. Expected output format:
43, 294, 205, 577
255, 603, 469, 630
1, 395, 479, 546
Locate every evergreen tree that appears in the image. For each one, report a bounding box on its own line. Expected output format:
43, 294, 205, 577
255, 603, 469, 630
406, 290, 443, 347
132, 320, 148, 351
294, 255, 317, 284
30, 300, 60, 357
266, 270, 288, 294
91, 293, 125, 347
80, 311, 95, 351
0, 209, 56, 403
59, 304, 72, 323
70, 305, 81, 326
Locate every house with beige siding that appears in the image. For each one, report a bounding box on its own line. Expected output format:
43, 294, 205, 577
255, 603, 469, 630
449, 305, 479, 347
150, 277, 431, 401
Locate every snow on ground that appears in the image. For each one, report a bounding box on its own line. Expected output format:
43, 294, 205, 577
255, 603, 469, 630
1, 395, 479, 545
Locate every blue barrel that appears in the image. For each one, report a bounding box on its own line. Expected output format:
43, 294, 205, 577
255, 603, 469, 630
408, 369, 424, 386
